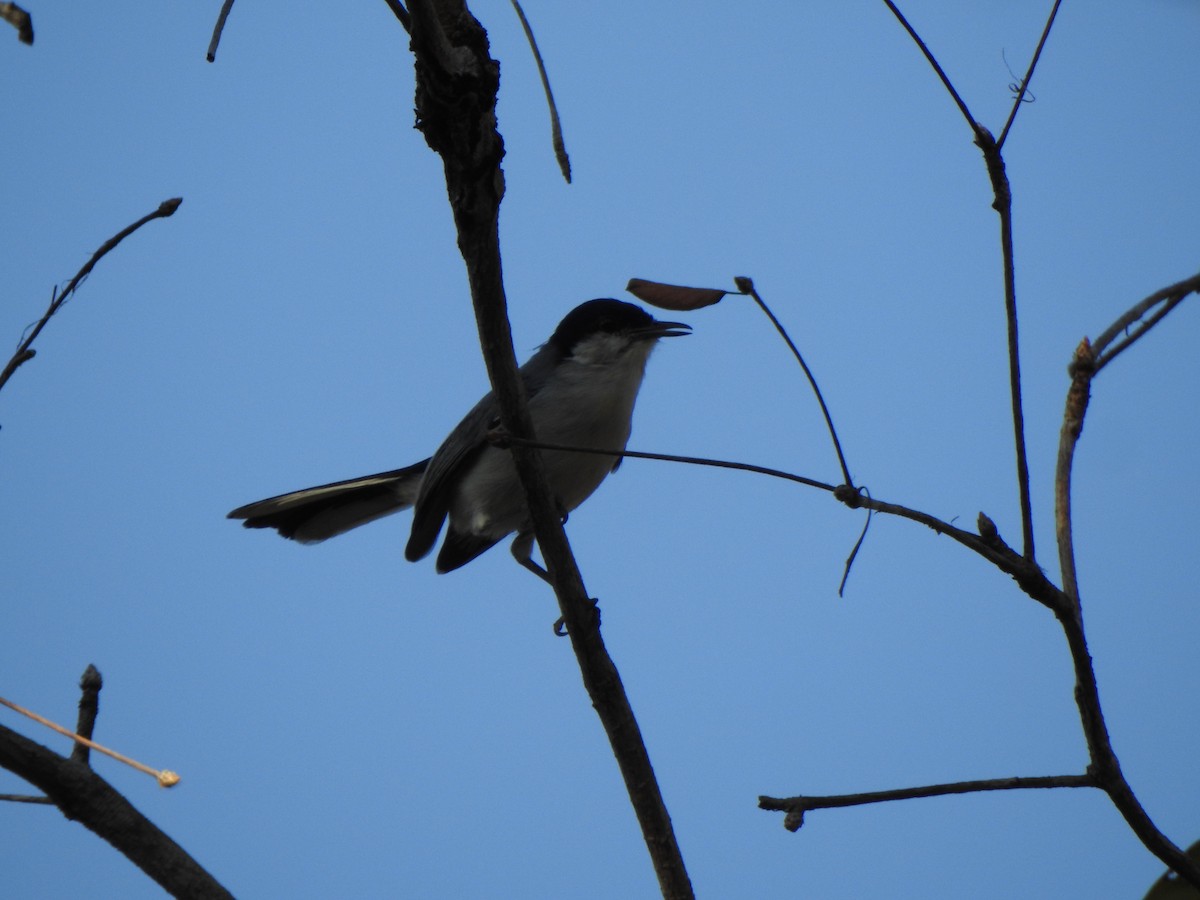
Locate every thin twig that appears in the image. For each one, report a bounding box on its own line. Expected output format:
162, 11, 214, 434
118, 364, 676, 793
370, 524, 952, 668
1093, 270, 1200, 371
734, 277, 853, 487
206, 0, 236, 62
996, 0, 1063, 150
510, 0, 571, 182
0, 198, 183, 397
495, 433, 836, 492
0, 1, 33, 44
382, 0, 412, 32
496, 434, 1065, 611
881, 0, 977, 131
974, 127, 1035, 562
883, 5, 1036, 560
839, 490, 872, 597
760, 773, 1094, 831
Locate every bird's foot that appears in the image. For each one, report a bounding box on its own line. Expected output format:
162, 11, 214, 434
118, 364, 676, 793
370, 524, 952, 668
553, 597, 600, 637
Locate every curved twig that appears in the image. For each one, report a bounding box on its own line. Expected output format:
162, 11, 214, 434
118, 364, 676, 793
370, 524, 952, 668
0, 198, 183, 397
495, 435, 1066, 611
1052, 292, 1200, 888
510, 0, 570, 182
1092, 271, 1200, 371
734, 277, 853, 488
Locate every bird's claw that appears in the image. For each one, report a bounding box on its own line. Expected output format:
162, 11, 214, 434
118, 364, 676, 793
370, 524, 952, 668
552, 598, 600, 637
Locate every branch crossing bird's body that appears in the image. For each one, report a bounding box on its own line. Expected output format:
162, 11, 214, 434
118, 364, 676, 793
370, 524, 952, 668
228, 299, 689, 575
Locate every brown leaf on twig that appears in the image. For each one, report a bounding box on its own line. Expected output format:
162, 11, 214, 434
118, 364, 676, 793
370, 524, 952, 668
625, 278, 726, 311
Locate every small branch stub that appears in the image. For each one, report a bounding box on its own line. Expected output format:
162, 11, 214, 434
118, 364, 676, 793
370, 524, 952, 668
1065, 337, 1094, 441
0, 2, 33, 44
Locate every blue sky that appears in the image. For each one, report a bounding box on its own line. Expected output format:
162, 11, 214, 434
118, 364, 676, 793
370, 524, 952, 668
3, 2, 1198, 897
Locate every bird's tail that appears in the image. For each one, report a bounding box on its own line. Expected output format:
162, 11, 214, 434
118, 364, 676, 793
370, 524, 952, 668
228, 458, 430, 544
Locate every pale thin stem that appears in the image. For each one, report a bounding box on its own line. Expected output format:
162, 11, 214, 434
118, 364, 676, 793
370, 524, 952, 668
0, 695, 178, 787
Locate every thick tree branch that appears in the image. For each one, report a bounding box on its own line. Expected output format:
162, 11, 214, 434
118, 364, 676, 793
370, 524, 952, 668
406, 3, 692, 897
0, 723, 231, 898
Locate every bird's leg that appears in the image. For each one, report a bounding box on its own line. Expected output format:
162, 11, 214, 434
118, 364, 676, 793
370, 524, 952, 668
510, 530, 552, 584
509, 530, 599, 636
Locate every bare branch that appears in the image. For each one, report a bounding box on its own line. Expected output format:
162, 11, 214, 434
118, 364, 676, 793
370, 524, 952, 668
510, 0, 570, 181
0, 723, 232, 898
382, 0, 411, 33
761, 774, 1094, 831
0, 197, 183, 397
973, 128, 1036, 561
881, 1, 977, 132
734, 276, 853, 487
0, 792, 52, 804
0, 2, 33, 44
492, 433, 837, 492
881, 5, 1036, 561
406, 3, 692, 896
1052, 330, 1200, 888
1093, 271, 1200, 372
206, 0, 236, 62
494, 434, 1068, 613
996, 0, 1063, 149
70, 665, 103, 766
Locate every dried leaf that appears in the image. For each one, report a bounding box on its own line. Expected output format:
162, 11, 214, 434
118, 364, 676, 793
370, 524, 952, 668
626, 278, 726, 311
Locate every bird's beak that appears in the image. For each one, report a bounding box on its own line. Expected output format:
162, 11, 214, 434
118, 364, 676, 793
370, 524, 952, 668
637, 320, 691, 340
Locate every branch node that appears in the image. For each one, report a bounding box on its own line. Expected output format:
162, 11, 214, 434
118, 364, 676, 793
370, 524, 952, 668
833, 483, 862, 507
783, 808, 805, 832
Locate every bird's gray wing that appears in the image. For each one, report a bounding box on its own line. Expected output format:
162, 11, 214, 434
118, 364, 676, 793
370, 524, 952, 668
403, 390, 498, 561
404, 343, 561, 562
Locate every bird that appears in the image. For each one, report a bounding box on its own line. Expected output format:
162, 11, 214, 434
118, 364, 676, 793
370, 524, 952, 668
228, 299, 690, 580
